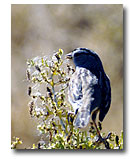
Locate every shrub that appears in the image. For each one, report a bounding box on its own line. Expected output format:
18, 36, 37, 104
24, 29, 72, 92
11, 49, 123, 149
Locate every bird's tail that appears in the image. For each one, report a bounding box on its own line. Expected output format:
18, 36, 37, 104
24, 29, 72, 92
73, 109, 91, 129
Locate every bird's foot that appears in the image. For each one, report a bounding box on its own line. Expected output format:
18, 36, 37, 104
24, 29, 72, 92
104, 132, 112, 140
97, 132, 112, 142
95, 133, 111, 149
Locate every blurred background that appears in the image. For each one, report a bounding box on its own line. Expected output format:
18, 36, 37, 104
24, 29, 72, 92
11, 4, 123, 148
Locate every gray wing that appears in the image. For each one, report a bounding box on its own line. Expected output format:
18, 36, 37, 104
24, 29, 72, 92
68, 67, 98, 128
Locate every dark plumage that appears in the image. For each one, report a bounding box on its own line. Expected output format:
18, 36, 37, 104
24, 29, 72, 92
66, 48, 111, 130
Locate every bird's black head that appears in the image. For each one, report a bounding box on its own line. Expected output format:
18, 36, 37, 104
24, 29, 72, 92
66, 48, 104, 74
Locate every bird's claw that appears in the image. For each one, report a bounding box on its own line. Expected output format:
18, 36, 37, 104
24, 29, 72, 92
96, 135, 104, 143
105, 132, 112, 140
95, 133, 111, 149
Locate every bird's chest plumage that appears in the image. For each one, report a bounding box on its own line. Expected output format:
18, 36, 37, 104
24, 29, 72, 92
68, 67, 101, 113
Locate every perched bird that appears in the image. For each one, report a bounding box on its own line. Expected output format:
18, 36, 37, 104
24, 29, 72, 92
66, 48, 111, 137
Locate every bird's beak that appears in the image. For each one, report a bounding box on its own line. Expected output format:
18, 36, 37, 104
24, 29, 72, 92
66, 52, 73, 59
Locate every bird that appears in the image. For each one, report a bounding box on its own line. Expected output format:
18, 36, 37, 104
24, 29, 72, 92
66, 48, 111, 138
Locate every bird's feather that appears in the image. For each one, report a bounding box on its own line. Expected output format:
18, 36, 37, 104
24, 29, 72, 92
68, 67, 99, 128
99, 74, 111, 121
